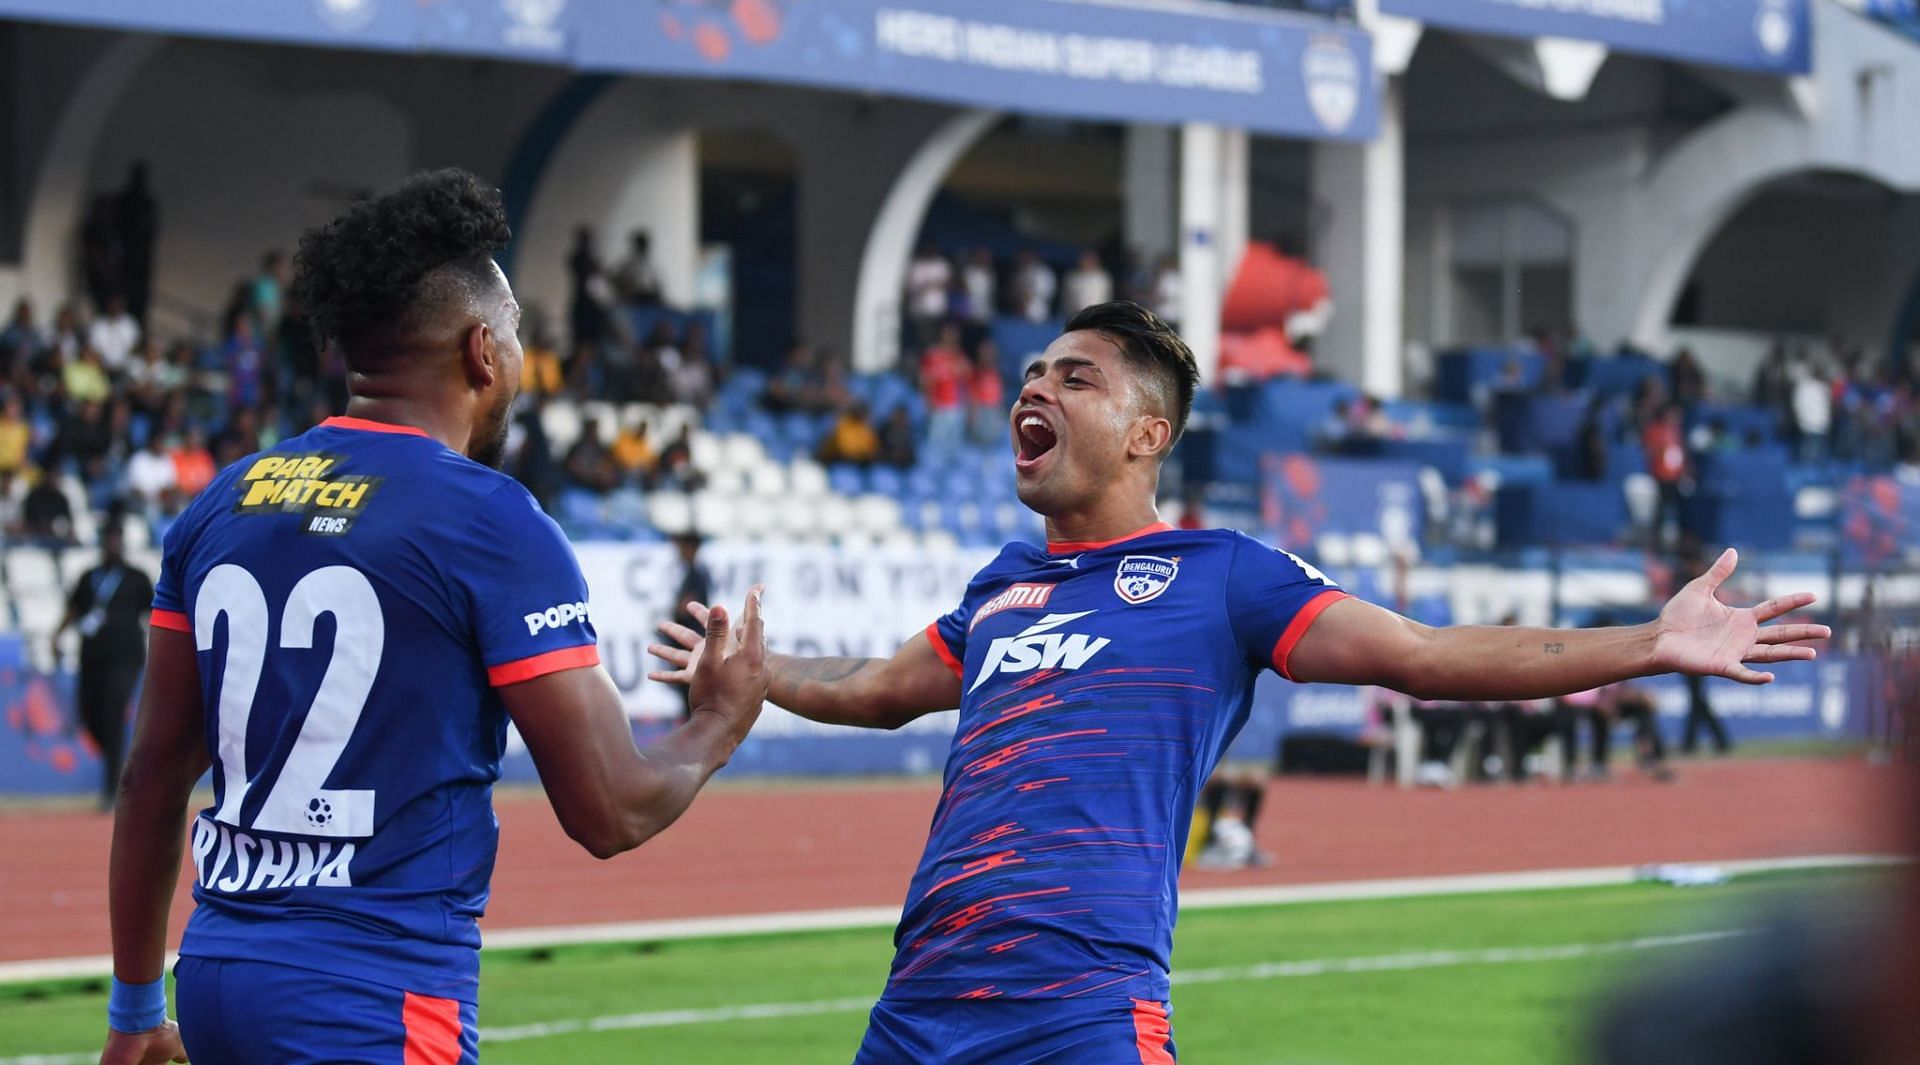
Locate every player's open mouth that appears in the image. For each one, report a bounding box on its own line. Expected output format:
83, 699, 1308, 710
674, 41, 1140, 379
1014, 412, 1058, 471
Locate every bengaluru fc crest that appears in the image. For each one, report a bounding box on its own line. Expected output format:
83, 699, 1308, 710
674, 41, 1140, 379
1114, 555, 1179, 605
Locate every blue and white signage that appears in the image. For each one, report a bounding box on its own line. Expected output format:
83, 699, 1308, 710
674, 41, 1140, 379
1381, 0, 1810, 74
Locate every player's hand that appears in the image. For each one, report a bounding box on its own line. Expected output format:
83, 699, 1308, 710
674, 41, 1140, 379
100, 1020, 188, 1064
685, 587, 768, 731
648, 602, 712, 688
1651, 548, 1830, 684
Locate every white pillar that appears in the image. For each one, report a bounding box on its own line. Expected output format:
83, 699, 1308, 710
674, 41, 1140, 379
1218, 126, 1251, 291
1123, 124, 1178, 264
1311, 79, 1405, 398
1179, 122, 1223, 384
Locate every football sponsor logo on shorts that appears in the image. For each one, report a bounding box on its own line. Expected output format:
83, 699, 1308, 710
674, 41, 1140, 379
969, 582, 1056, 632
1114, 555, 1178, 605
233, 452, 382, 536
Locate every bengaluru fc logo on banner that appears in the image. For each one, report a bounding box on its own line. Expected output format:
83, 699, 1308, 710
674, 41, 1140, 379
1115, 555, 1180, 605
1302, 36, 1360, 136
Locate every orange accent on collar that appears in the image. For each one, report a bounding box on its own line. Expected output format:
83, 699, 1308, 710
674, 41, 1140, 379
1046, 521, 1174, 555
321, 416, 431, 438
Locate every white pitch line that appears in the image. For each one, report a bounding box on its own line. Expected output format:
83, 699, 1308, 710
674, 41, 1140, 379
472, 928, 1749, 1045
0, 928, 1770, 1062
0, 853, 1900, 985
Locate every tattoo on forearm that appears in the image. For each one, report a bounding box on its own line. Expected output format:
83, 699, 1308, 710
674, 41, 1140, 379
1543, 642, 1565, 655
788, 658, 876, 683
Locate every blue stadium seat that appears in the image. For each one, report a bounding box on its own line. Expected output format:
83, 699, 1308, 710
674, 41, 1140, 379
868, 466, 905, 498
828, 464, 866, 497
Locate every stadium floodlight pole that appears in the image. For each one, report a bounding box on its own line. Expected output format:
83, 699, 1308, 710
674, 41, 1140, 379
651, 300, 1831, 1059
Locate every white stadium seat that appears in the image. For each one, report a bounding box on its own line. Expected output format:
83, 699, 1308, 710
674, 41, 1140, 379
541, 401, 583, 453
59, 548, 101, 585
691, 492, 738, 540
746, 460, 789, 498
1314, 534, 1353, 568
687, 430, 722, 470
645, 492, 693, 536
5, 549, 61, 597
775, 497, 820, 539
854, 495, 904, 536
721, 433, 765, 472
788, 460, 829, 497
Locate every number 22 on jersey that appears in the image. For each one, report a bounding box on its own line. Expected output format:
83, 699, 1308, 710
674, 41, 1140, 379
196, 563, 383, 839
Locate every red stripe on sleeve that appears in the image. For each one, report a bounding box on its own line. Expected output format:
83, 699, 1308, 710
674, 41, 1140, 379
924, 622, 963, 679
487, 644, 600, 687
149, 609, 191, 634
401, 991, 463, 1065
1270, 589, 1352, 681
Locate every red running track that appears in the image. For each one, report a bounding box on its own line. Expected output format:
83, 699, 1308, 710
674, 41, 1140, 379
0, 758, 1905, 965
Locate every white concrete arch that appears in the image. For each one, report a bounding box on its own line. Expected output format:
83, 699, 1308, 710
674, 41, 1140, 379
849, 109, 1000, 373
1627, 107, 1914, 349
20, 33, 163, 310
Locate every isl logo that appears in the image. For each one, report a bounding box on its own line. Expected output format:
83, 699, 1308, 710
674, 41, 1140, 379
1114, 555, 1179, 605
1302, 36, 1360, 136
1754, 0, 1795, 60
503, 0, 567, 50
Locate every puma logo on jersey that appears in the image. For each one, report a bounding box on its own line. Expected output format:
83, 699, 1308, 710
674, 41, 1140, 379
968, 611, 1111, 694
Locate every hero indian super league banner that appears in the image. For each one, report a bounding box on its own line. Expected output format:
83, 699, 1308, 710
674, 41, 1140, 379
1380, 0, 1810, 74
0, 0, 1380, 142
579, 0, 1379, 141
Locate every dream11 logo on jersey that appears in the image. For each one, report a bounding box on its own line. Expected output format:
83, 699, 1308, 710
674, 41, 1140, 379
968, 612, 1111, 694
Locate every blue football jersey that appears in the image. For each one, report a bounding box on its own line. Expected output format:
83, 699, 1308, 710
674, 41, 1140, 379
890, 523, 1347, 1002
150, 417, 600, 1003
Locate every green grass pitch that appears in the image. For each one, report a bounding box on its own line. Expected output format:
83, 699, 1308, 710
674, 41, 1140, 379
0, 868, 1883, 1064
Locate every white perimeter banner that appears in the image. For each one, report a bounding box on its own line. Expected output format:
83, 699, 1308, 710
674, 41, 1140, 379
577, 542, 995, 735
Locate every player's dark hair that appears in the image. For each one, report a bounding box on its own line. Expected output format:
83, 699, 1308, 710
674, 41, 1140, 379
1063, 300, 1200, 451
292, 168, 510, 366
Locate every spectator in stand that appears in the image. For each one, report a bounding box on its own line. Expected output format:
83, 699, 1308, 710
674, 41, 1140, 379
667, 532, 712, 721
656, 424, 705, 492
1643, 402, 1689, 550
612, 229, 663, 306
87, 295, 140, 377
48, 302, 84, 367
56, 400, 113, 478
819, 401, 883, 466
0, 393, 30, 475
1150, 254, 1182, 328
962, 248, 997, 324
82, 194, 123, 314
511, 393, 560, 508
0, 469, 26, 534
765, 343, 829, 414
969, 339, 1004, 445
519, 317, 567, 398
878, 407, 917, 470
64, 347, 112, 406
247, 250, 289, 347
611, 415, 657, 487
22, 473, 76, 546
1, 298, 47, 373
1061, 250, 1113, 318
117, 163, 158, 325
278, 290, 319, 415
671, 321, 715, 408
214, 408, 262, 469
225, 316, 266, 410
565, 417, 621, 495
125, 434, 177, 515
567, 226, 613, 364
1790, 352, 1832, 461
919, 323, 970, 453
1011, 250, 1057, 323
906, 243, 953, 347
170, 427, 216, 497
1669, 346, 1705, 405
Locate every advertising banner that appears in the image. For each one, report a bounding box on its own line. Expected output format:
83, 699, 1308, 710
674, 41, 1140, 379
1380, 0, 1810, 74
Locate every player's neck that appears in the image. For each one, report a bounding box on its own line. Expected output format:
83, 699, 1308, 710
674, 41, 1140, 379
339, 396, 469, 455
1042, 497, 1165, 553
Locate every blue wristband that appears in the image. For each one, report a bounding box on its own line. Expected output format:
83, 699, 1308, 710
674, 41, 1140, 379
108, 976, 168, 1034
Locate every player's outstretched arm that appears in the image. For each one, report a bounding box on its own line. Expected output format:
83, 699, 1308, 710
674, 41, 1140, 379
650, 604, 959, 730
1288, 548, 1831, 701
101, 628, 204, 1065
503, 590, 769, 860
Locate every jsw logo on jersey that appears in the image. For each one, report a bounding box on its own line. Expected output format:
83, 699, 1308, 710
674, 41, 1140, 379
968, 611, 1111, 695
525, 600, 591, 636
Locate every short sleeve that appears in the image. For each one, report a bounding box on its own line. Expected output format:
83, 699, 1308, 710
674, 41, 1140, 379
149, 499, 199, 634
454, 483, 600, 686
1225, 535, 1351, 681
924, 600, 972, 680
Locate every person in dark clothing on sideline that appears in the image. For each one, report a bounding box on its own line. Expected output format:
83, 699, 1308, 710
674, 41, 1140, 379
1676, 545, 1734, 755
669, 532, 713, 722
53, 520, 154, 809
